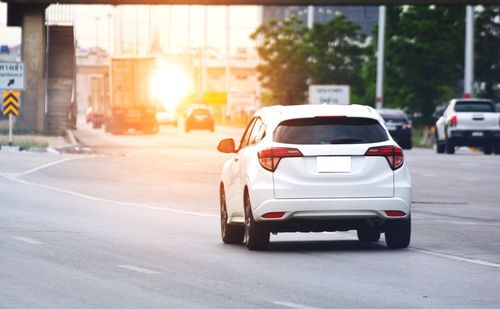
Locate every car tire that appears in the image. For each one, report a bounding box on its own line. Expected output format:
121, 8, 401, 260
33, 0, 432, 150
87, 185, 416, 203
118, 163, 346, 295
494, 143, 500, 155
445, 138, 455, 154
244, 191, 270, 251
484, 144, 493, 155
436, 141, 445, 154
185, 126, 190, 133
357, 227, 381, 242
385, 216, 411, 249
220, 187, 244, 244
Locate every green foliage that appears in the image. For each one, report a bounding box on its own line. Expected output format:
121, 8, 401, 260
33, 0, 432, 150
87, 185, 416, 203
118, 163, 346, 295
475, 6, 500, 99
252, 16, 367, 106
251, 17, 309, 105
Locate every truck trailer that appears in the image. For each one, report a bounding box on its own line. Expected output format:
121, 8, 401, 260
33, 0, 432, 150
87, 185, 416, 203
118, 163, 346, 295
105, 57, 158, 134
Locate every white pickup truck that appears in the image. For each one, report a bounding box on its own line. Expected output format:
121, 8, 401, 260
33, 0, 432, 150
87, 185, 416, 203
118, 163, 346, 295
435, 99, 500, 154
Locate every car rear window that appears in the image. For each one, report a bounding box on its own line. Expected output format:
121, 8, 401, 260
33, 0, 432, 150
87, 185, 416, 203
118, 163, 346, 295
380, 113, 407, 122
274, 117, 389, 145
455, 101, 494, 112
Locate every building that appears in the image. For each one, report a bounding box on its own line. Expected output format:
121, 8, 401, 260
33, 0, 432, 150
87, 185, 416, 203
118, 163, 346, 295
262, 6, 378, 35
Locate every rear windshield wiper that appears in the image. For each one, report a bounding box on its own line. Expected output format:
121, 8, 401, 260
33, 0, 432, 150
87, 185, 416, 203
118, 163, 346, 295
329, 138, 363, 144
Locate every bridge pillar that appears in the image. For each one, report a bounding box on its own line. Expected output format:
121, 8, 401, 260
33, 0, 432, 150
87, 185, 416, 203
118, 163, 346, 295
19, 5, 47, 132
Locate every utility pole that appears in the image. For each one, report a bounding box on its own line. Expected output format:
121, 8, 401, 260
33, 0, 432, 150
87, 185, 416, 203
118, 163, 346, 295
201, 6, 208, 99
375, 6, 386, 110
464, 5, 474, 99
307, 6, 314, 29
225, 6, 230, 92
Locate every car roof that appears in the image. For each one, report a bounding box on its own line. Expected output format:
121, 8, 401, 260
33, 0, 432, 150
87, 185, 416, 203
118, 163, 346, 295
255, 104, 382, 128
377, 108, 407, 116
450, 98, 494, 104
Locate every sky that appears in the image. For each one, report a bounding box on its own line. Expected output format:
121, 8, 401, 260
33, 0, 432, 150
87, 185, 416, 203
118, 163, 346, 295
1, 3, 261, 53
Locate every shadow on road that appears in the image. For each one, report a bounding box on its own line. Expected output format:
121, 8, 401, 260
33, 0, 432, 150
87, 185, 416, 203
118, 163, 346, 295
265, 240, 390, 252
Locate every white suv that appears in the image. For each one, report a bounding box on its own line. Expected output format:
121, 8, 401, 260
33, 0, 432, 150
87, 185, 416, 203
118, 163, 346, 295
217, 105, 411, 250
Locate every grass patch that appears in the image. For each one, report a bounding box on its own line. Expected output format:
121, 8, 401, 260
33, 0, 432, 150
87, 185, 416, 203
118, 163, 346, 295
0, 136, 49, 149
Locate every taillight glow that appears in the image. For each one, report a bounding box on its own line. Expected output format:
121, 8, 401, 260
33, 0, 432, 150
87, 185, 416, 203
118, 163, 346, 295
450, 115, 457, 127
385, 210, 406, 217
258, 147, 303, 172
402, 121, 411, 130
364, 145, 404, 170
262, 212, 286, 219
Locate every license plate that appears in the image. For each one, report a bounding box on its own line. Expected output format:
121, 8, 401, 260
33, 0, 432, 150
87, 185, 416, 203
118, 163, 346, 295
472, 131, 484, 137
316, 156, 351, 173
386, 125, 396, 131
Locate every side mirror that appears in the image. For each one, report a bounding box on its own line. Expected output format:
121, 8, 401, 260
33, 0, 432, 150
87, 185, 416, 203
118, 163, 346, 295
217, 138, 236, 153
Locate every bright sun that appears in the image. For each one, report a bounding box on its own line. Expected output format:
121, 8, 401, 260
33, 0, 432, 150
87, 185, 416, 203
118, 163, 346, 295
151, 64, 192, 109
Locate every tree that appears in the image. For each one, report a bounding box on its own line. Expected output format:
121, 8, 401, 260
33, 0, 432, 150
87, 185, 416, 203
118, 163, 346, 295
475, 6, 500, 99
362, 6, 465, 124
251, 17, 309, 105
307, 15, 367, 98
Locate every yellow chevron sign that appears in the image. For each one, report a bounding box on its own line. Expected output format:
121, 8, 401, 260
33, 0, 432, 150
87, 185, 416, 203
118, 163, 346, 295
2, 90, 20, 116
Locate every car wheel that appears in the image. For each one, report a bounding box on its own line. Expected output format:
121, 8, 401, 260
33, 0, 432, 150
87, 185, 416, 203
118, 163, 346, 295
220, 187, 244, 244
185, 126, 190, 133
445, 138, 455, 154
484, 144, 493, 155
357, 227, 381, 242
436, 142, 445, 154
244, 191, 270, 251
494, 143, 500, 155
385, 216, 411, 249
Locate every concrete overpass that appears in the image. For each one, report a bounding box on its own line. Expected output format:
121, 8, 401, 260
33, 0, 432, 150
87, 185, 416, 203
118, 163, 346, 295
0, 0, 493, 134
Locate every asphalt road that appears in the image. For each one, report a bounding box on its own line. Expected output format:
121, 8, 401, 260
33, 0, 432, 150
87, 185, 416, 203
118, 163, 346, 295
1, 121, 499, 309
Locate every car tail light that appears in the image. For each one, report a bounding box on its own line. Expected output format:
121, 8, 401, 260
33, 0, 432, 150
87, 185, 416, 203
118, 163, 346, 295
258, 147, 303, 172
364, 145, 404, 170
385, 210, 406, 217
262, 212, 286, 219
450, 115, 457, 127
402, 120, 412, 130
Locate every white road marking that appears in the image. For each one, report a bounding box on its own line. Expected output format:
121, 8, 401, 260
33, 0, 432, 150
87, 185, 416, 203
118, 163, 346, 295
272, 301, 320, 309
412, 248, 500, 269
16, 155, 98, 177
12, 236, 44, 245
117, 264, 159, 274
2, 175, 218, 218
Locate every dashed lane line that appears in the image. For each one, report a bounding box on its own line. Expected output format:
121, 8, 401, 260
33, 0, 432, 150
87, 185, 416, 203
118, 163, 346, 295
117, 265, 159, 274
2, 175, 218, 219
12, 236, 44, 245
411, 248, 500, 269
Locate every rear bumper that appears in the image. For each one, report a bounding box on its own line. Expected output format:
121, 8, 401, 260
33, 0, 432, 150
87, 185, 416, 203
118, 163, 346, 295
253, 196, 411, 222
449, 130, 500, 146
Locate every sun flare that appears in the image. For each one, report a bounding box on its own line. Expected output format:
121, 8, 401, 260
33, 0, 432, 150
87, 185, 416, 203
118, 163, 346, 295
151, 64, 192, 110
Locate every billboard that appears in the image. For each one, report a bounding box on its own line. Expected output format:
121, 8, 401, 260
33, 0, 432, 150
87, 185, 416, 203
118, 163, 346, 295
309, 85, 350, 105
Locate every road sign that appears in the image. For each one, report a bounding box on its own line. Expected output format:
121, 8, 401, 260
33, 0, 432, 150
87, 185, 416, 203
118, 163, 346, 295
3, 91, 20, 116
309, 85, 350, 105
0, 62, 25, 90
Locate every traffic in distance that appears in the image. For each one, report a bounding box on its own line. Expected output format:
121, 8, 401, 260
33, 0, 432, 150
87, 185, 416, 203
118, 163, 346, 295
2, 3, 500, 308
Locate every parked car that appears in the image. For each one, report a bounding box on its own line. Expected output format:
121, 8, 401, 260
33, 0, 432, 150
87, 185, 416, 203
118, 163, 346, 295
435, 98, 500, 154
156, 106, 178, 127
217, 104, 411, 251
184, 105, 215, 132
378, 108, 412, 149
